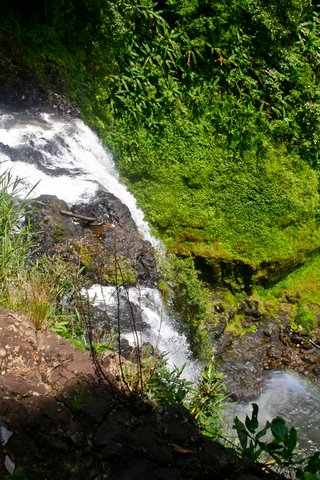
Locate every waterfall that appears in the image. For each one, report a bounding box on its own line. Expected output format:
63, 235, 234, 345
86, 284, 199, 381
0, 108, 199, 381
2, 108, 320, 455
0, 110, 161, 248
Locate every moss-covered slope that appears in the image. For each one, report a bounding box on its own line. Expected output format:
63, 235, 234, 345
1, 0, 320, 337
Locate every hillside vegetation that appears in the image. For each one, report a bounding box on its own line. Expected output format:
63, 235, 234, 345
1, 0, 320, 347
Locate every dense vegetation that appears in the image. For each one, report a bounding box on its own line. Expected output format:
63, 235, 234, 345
0, 169, 319, 480
1, 0, 320, 347
1, 4, 320, 477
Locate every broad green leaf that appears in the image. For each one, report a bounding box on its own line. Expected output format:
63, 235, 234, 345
245, 403, 259, 433
270, 417, 288, 442
233, 417, 248, 450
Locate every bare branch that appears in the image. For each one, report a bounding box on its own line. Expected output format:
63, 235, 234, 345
60, 209, 97, 222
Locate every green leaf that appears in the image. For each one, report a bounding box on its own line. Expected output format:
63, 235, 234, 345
233, 417, 248, 450
245, 403, 259, 433
256, 421, 271, 440
286, 427, 298, 452
270, 416, 288, 442
304, 452, 320, 475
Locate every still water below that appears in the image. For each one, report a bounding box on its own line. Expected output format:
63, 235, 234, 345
226, 370, 320, 456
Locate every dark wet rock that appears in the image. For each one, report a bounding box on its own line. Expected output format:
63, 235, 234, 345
75, 190, 158, 286
160, 404, 199, 443
27, 193, 158, 288
0, 59, 47, 108
208, 316, 227, 339
241, 317, 257, 328
237, 298, 263, 319
0, 57, 79, 115
263, 323, 273, 337
214, 317, 320, 401
27, 194, 84, 256
285, 292, 301, 304
15, 395, 84, 451
110, 459, 183, 480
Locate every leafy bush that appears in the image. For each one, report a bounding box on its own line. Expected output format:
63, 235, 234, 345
144, 356, 228, 439
187, 362, 228, 438
0, 169, 87, 337
0, 168, 35, 286
233, 403, 320, 479
143, 354, 193, 405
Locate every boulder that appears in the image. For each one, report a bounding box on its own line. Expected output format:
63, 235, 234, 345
27, 192, 158, 287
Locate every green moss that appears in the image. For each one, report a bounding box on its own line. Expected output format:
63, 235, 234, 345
294, 305, 318, 333
102, 257, 136, 286
73, 238, 137, 286
51, 223, 68, 242
159, 254, 212, 358
73, 237, 105, 271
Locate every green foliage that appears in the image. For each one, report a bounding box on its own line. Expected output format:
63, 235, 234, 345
253, 252, 320, 336
3, 0, 320, 293
143, 354, 193, 405
234, 404, 297, 466
143, 355, 227, 438
3, 253, 85, 335
295, 304, 318, 333
0, 168, 35, 284
233, 403, 320, 478
74, 237, 137, 286
65, 387, 85, 412
109, 120, 320, 269
297, 453, 320, 480
187, 362, 228, 438
0, 168, 92, 344
102, 257, 137, 286
159, 254, 211, 358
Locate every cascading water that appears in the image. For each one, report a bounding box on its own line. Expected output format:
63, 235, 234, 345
85, 284, 198, 380
0, 107, 199, 381
0, 109, 159, 247
2, 108, 320, 453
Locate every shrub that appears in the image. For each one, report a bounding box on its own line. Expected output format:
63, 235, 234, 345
0, 168, 35, 287
233, 403, 320, 479
187, 362, 228, 438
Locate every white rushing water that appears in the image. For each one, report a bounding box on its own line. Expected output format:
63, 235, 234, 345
0, 109, 159, 248
85, 284, 200, 382
0, 108, 198, 380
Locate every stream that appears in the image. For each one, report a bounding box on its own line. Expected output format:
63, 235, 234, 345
0, 108, 319, 455
0, 108, 199, 381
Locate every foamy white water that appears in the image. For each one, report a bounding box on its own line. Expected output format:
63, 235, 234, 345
85, 284, 201, 382
0, 108, 197, 380
0, 109, 160, 248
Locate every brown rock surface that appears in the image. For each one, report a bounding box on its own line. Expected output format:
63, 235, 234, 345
0, 309, 281, 479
